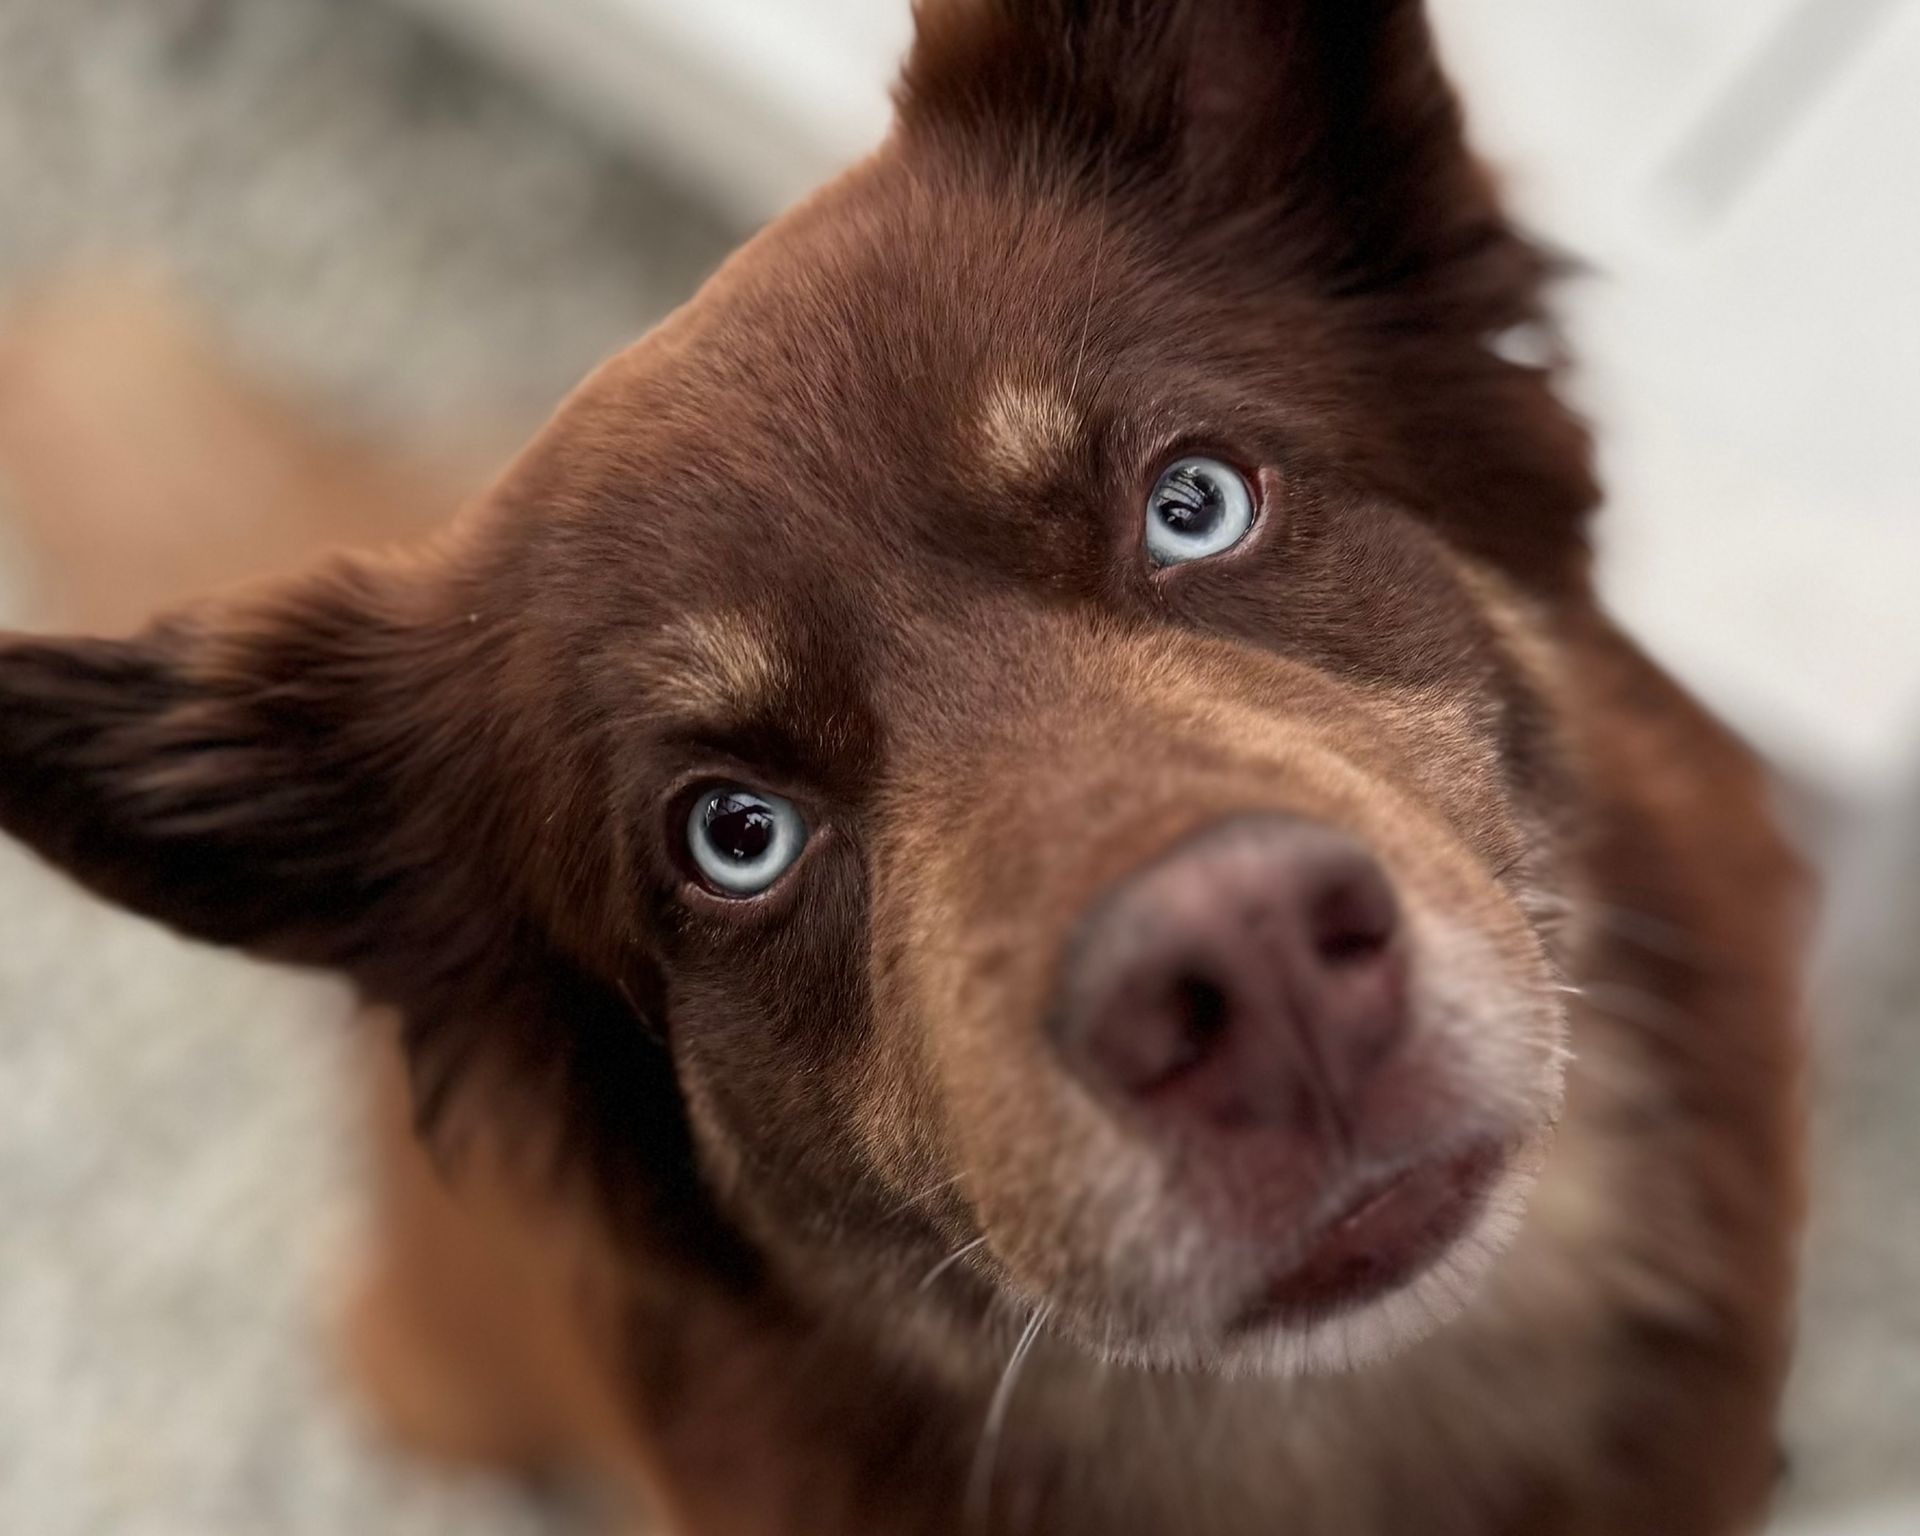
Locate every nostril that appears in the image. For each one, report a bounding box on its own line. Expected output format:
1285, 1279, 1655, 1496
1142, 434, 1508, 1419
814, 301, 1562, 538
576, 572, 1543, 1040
1168, 972, 1230, 1073
1308, 867, 1398, 968
1300, 856, 1410, 1089
1115, 973, 1233, 1096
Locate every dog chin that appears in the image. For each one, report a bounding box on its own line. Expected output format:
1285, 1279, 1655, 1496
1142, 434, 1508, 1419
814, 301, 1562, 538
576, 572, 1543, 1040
1078, 1151, 1546, 1379
1221, 1160, 1541, 1377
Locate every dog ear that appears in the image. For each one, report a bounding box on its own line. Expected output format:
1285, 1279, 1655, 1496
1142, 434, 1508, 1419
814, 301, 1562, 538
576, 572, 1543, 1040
0, 556, 525, 986
0, 556, 721, 1204
901, 0, 1500, 294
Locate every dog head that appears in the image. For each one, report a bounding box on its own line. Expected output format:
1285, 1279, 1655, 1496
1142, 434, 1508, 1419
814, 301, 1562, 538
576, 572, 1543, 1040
0, 0, 1599, 1375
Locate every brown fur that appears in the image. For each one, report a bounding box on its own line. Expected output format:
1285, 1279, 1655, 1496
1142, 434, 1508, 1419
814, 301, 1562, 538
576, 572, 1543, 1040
0, 3, 1804, 1533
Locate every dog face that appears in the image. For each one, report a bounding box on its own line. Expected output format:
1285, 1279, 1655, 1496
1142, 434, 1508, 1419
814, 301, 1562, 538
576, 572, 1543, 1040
0, 0, 1600, 1375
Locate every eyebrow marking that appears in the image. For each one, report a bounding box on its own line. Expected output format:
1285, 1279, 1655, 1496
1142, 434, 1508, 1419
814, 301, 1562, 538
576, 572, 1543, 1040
975, 375, 1082, 487
643, 610, 788, 718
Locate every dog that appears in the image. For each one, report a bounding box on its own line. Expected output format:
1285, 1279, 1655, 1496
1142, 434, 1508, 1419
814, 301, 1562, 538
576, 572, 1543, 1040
0, 1, 1808, 1531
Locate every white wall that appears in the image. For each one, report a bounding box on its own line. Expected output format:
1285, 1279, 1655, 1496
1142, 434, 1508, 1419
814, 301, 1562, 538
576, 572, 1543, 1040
1436, 0, 1920, 796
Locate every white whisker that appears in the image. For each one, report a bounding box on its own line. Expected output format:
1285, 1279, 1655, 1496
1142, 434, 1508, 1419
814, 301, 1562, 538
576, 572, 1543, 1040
1066, 151, 1112, 407
918, 1235, 989, 1293
883, 1173, 963, 1221
965, 1305, 1050, 1532
1576, 980, 1690, 1029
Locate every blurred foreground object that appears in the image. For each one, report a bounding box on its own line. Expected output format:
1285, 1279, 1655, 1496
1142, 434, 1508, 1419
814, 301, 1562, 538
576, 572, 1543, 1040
0, 272, 474, 633
0, 270, 565, 1536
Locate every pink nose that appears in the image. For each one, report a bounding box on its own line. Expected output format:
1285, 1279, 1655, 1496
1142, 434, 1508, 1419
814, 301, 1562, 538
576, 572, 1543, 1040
1049, 814, 1407, 1144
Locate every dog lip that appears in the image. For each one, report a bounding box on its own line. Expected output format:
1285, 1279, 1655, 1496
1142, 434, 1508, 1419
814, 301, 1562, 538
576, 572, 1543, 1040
1230, 1139, 1507, 1333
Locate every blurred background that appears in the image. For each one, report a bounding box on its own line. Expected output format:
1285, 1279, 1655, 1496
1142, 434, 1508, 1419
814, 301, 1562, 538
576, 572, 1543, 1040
0, 0, 1914, 1531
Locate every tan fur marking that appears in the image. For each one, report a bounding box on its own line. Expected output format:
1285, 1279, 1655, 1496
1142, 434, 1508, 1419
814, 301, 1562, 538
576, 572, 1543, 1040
975, 376, 1080, 486
643, 610, 787, 718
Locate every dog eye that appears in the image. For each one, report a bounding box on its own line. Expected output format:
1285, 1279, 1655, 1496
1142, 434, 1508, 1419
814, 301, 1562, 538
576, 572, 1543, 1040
1144, 457, 1256, 566
686, 786, 807, 897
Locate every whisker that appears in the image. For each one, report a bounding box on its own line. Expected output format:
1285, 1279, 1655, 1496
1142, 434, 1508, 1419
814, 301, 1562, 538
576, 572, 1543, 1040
966, 1305, 1051, 1532
1066, 150, 1112, 408
882, 1173, 963, 1222
918, 1236, 989, 1293
1591, 905, 1711, 967
1572, 979, 1691, 1030
1517, 892, 1712, 969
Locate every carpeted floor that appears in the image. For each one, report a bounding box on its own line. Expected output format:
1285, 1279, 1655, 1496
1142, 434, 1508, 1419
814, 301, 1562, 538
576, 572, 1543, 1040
1781, 795, 1920, 1525
0, 2, 1914, 1533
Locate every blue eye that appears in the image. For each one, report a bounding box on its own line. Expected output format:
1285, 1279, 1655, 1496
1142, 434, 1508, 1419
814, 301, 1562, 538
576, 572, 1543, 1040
1145, 457, 1256, 566
686, 786, 807, 897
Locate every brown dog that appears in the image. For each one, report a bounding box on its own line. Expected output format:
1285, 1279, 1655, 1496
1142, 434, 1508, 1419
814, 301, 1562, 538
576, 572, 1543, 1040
0, 2, 1807, 1532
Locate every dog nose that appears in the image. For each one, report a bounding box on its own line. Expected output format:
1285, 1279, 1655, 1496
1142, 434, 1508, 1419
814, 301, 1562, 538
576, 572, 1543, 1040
1050, 814, 1406, 1139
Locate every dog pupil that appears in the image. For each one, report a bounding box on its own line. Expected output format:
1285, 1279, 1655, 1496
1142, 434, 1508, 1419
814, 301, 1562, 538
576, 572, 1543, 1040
1158, 470, 1222, 536
706, 797, 774, 862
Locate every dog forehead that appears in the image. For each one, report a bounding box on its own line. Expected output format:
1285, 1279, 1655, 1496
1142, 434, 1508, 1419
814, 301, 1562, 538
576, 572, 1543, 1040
649, 173, 1128, 465
502, 164, 1266, 727
531, 199, 1123, 567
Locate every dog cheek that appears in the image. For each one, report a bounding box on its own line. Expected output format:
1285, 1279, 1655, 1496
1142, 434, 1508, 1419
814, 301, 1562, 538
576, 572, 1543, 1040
865, 813, 1101, 1277
668, 1051, 756, 1215
1404, 903, 1569, 1142
854, 891, 966, 1197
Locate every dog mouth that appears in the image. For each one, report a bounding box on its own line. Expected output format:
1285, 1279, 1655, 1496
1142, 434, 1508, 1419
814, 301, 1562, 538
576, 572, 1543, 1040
1228, 1138, 1508, 1334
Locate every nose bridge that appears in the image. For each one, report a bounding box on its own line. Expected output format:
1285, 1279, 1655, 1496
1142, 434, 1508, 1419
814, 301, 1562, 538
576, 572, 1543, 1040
868, 609, 1402, 1073
885, 628, 1200, 931
881, 606, 1384, 907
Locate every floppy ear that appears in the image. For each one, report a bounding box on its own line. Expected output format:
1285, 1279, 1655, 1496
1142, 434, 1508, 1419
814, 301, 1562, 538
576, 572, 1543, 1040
0, 557, 512, 985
